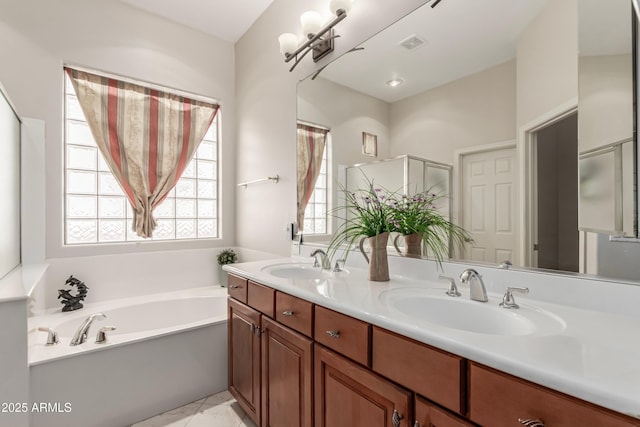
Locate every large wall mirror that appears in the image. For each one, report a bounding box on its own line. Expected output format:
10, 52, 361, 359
297, 0, 640, 284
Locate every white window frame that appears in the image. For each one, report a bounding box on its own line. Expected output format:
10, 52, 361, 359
63, 70, 220, 245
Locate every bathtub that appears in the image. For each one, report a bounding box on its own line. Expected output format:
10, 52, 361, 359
27, 286, 229, 427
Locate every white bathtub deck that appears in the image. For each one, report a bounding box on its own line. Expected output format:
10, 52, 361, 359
131, 390, 257, 427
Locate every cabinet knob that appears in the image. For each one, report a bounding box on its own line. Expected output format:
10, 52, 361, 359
282, 310, 294, 316
392, 409, 403, 427
519, 418, 545, 427
326, 330, 340, 339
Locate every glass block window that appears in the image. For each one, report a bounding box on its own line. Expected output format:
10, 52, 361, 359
303, 135, 328, 235
64, 73, 219, 244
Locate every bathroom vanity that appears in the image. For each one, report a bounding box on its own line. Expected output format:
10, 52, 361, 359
225, 258, 640, 427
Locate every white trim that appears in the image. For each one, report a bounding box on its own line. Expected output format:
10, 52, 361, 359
517, 99, 578, 267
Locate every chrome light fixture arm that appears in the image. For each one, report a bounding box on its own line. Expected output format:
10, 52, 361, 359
282, 9, 348, 72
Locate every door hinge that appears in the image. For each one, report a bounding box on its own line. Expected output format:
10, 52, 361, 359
533, 243, 539, 251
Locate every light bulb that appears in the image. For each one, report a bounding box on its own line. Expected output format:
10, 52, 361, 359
329, 0, 352, 15
278, 33, 298, 56
300, 11, 323, 38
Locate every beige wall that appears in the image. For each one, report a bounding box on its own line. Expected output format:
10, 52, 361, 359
298, 77, 391, 168
517, 0, 578, 128
235, 0, 430, 255
389, 60, 517, 164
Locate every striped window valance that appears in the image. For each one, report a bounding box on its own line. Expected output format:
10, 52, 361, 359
65, 67, 219, 238
296, 123, 328, 231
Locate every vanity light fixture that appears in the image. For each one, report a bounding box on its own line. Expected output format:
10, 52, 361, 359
279, 0, 354, 72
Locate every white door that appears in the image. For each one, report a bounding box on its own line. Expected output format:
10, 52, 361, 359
460, 147, 518, 264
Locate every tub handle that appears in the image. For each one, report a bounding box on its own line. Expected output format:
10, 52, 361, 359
37, 327, 59, 346
95, 326, 116, 344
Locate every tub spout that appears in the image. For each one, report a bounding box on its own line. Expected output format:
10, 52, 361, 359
70, 313, 106, 346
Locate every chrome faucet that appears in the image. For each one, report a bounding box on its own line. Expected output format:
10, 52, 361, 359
310, 249, 331, 270
70, 313, 106, 346
459, 269, 488, 302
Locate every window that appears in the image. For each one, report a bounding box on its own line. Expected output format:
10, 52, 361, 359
303, 134, 329, 235
64, 73, 219, 244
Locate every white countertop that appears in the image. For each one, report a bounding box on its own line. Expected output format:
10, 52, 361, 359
225, 257, 640, 420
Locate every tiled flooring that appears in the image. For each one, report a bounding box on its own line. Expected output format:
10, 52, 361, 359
131, 390, 257, 427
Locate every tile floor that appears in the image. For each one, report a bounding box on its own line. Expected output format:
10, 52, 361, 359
131, 390, 257, 427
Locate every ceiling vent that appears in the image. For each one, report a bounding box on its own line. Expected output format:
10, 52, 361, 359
398, 34, 427, 51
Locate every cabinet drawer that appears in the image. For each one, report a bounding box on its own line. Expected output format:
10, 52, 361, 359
247, 281, 275, 318
469, 363, 640, 427
415, 396, 474, 427
314, 305, 370, 366
227, 274, 248, 303
275, 292, 313, 337
372, 327, 464, 414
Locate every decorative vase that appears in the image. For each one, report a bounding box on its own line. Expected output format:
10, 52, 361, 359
358, 232, 390, 282
393, 233, 422, 257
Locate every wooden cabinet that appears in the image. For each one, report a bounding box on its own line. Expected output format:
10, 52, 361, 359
314, 305, 370, 366
229, 287, 312, 427
228, 274, 248, 303
261, 316, 313, 427
228, 297, 261, 425
415, 396, 474, 427
469, 362, 640, 427
372, 327, 465, 415
314, 344, 412, 427
275, 291, 314, 337
228, 275, 640, 427
248, 280, 275, 318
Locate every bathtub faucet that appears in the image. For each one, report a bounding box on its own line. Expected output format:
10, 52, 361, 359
70, 313, 106, 346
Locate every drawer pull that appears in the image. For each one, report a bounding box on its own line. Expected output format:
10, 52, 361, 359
392, 409, 403, 427
282, 310, 294, 316
326, 330, 340, 339
519, 418, 545, 427
229, 285, 241, 289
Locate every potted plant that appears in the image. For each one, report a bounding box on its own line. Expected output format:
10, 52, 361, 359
388, 190, 472, 265
217, 248, 238, 287
329, 179, 394, 281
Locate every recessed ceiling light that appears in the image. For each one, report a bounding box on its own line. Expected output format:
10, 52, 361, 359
386, 78, 404, 87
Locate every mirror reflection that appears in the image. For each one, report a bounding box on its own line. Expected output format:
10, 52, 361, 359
297, 0, 640, 283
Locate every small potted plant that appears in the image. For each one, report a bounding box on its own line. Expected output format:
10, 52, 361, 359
328, 178, 395, 281
217, 248, 238, 287
387, 190, 472, 265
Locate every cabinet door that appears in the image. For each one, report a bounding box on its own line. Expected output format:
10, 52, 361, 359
469, 362, 640, 427
261, 316, 313, 427
228, 298, 261, 425
315, 344, 412, 427
415, 396, 474, 427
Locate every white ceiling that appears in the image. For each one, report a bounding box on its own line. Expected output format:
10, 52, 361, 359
320, 0, 549, 103
118, 0, 274, 42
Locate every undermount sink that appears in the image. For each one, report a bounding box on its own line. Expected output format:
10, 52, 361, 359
260, 263, 348, 280
379, 287, 564, 336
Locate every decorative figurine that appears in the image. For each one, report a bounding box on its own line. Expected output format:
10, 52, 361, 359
58, 275, 89, 312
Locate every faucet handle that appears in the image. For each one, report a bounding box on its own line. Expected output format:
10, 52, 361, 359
95, 326, 116, 344
37, 327, 59, 345
499, 260, 513, 269
439, 275, 461, 297
500, 286, 529, 309
333, 259, 346, 272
